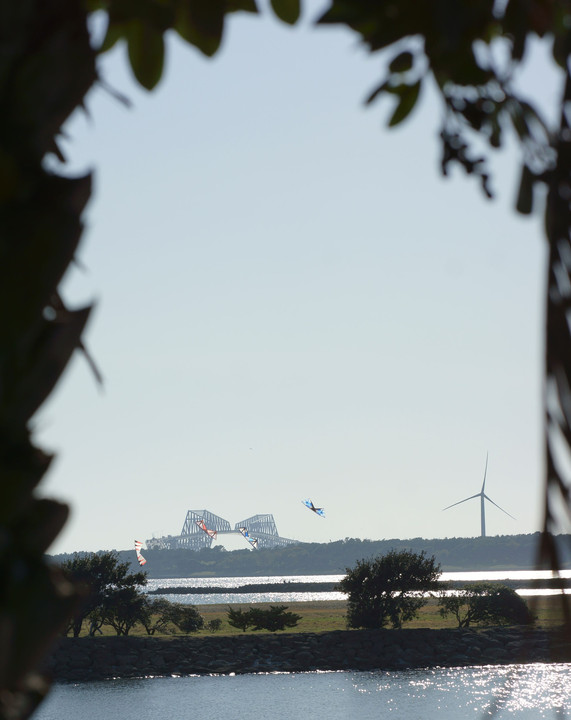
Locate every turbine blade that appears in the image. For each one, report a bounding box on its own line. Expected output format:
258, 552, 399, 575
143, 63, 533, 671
481, 452, 488, 493
483, 494, 516, 520
442, 493, 480, 511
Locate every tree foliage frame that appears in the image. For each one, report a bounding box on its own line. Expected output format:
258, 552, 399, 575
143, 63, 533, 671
1, 0, 571, 717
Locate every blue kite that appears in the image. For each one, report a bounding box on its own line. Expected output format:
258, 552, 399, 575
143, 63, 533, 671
238, 526, 259, 549
302, 499, 325, 518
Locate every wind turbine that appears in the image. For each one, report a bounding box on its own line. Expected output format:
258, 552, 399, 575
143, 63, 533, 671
442, 454, 516, 537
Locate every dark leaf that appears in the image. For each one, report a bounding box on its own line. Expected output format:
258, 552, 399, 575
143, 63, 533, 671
315, 0, 363, 25
99, 20, 125, 53
226, 0, 258, 11
552, 32, 570, 69
489, 118, 501, 148
516, 164, 534, 215
270, 0, 300, 25
364, 80, 388, 105
388, 81, 421, 127
80, 341, 104, 386
460, 101, 484, 131
6, 307, 92, 425
46, 138, 66, 163
389, 50, 414, 73
84, 0, 109, 10
0, 174, 91, 341
8, 565, 80, 687
50, 293, 105, 386
127, 21, 165, 90
16, 499, 70, 555
481, 172, 493, 198
520, 100, 549, 137
175, 0, 225, 57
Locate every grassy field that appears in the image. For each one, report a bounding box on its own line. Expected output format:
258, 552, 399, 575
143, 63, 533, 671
78, 595, 569, 638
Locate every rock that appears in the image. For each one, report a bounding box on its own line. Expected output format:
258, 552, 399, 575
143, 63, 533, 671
45, 627, 571, 681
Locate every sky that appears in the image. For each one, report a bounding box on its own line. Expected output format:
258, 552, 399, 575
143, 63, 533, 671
38, 1, 563, 554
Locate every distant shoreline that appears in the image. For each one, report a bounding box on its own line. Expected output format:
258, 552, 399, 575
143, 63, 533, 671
148, 577, 571, 595
51, 534, 571, 580
141, 562, 571, 581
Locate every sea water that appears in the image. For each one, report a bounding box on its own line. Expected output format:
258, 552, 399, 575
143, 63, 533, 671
145, 570, 571, 604
35, 664, 571, 720
35, 572, 569, 719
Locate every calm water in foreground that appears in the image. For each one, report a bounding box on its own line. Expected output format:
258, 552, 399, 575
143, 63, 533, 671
37, 664, 571, 719
37, 572, 569, 719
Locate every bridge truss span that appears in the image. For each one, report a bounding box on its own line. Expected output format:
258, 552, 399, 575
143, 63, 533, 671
146, 510, 298, 550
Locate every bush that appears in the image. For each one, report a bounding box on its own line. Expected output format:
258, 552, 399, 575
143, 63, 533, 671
170, 604, 204, 633
438, 583, 534, 627
227, 607, 253, 632
207, 618, 222, 632
226, 605, 302, 632
138, 597, 180, 635
249, 605, 302, 631
339, 549, 441, 629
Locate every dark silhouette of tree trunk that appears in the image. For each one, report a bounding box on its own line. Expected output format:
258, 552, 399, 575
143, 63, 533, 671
541, 62, 571, 626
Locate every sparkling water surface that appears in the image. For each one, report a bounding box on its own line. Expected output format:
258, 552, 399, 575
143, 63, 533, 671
38, 572, 570, 718
146, 570, 571, 604
36, 664, 571, 720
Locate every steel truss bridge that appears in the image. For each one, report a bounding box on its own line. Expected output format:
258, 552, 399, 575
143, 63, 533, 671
146, 510, 298, 550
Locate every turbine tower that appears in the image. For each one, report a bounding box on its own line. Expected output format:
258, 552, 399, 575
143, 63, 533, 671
442, 454, 515, 537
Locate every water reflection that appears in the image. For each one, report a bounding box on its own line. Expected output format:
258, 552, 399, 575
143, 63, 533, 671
146, 570, 571, 604
37, 664, 571, 720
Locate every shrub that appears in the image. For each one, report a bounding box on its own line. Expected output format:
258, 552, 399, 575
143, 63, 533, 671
138, 597, 179, 635
227, 607, 253, 632
249, 605, 302, 631
339, 549, 441, 629
439, 583, 534, 627
170, 604, 204, 633
226, 605, 302, 632
207, 618, 223, 632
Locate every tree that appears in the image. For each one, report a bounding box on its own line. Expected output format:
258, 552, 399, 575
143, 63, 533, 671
207, 618, 223, 632
138, 597, 180, 636
170, 604, 204, 634
61, 551, 147, 636
438, 583, 534, 627
98, 586, 146, 636
226, 605, 302, 632
339, 550, 441, 629
249, 605, 302, 632
227, 606, 253, 632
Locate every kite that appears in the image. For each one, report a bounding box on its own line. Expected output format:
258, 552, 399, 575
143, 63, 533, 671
238, 526, 259, 549
302, 499, 325, 517
195, 518, 217, 539
134, 540, 147, 566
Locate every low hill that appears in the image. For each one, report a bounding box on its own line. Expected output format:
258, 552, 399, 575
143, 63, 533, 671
51, 533, 571, 578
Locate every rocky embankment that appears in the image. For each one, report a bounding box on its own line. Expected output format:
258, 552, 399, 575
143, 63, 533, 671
46, 627, 570, 682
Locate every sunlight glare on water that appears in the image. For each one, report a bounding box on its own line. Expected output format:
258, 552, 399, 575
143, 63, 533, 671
145, 571, 571, 604
350, 664, 571, 718
36, 664, 571, 720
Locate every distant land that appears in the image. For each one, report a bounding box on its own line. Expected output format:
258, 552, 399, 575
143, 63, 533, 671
51, 533, 571, 578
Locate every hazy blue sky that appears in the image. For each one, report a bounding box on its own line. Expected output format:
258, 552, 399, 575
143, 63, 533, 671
39, 2, 561, 554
